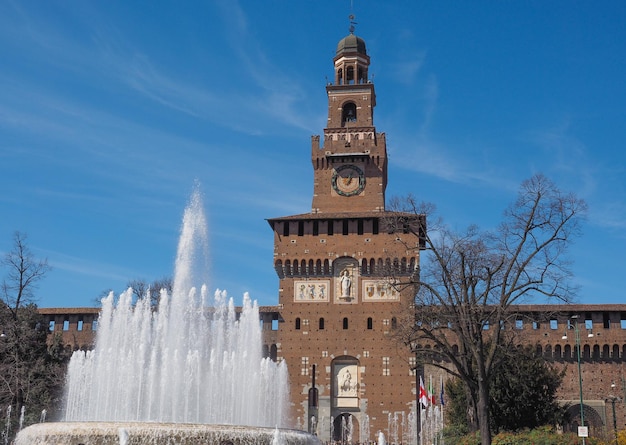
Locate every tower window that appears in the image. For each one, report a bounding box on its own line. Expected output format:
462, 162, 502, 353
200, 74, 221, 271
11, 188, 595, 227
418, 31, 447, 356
313, 221, 319, 236
343, 317, 349, 330
319, 318, 325, 330
367, 317, 373, 330
357, 219, 364, 235
295, 317, 301, 330
342, 103, 357, 125
283, 222, 289, 237
342, 220, 349, 235
346, 66, 355, 84
298, 221, 304, 236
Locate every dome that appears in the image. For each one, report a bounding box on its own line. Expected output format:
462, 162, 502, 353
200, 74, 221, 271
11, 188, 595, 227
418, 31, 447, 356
336, 33, 367, 56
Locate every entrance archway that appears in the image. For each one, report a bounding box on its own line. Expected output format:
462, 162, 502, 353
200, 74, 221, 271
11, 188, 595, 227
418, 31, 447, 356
333, 413, 359, 445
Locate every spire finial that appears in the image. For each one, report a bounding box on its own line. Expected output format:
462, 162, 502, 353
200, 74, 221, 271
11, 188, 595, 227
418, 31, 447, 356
348, 0, 357, 34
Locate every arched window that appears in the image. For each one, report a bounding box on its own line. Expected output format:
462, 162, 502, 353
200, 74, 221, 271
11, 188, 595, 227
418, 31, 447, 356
367, 317, 373, 330
343, 317, 349, 330
319, 318, 325, 330
554, 344, 562, 360
342, 103, 357, 125
346, 66, 355, 84
592, 344, 600, 360
564, 344, 572, 360
285, 260, 291, 276
295, 317, 301, 330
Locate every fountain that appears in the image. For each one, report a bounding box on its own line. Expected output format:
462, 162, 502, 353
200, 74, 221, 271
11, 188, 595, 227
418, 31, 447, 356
16, 187, 319, 445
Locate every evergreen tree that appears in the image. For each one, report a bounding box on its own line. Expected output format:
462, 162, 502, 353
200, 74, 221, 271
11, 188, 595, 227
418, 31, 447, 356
445, 345, 568, 435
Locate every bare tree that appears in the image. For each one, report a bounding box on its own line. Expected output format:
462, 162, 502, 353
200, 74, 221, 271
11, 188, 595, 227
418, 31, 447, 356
0, 232, 66, 441
384, 174, 586, 445
1, 232, 50, 317
127, 277, 173, 307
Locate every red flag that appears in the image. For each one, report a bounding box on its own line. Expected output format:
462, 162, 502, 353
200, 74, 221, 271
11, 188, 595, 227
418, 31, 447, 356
419, 376, 429, 407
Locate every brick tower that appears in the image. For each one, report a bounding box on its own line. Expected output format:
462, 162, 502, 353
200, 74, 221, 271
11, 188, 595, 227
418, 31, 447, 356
267, 25, 423, 443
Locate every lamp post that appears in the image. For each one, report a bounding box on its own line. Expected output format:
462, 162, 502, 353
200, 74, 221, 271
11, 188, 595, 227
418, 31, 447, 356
606, 382, 620, 444
563, 315, 592, 444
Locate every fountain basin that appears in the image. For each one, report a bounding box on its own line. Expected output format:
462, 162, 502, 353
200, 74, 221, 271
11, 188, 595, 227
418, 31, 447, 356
16, 422, 322, 445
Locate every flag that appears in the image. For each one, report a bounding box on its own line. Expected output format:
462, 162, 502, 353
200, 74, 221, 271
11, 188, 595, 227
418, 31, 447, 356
440, 377, 445, 406
419, 376, 429, 408
428, 377, 436, 405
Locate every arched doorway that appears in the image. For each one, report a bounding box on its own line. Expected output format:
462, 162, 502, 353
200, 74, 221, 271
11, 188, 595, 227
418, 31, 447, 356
564, 404, 604, 439
333, 413, 359, 445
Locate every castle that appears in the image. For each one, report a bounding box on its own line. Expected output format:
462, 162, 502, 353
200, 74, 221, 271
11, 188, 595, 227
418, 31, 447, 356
40, 26, 626, 443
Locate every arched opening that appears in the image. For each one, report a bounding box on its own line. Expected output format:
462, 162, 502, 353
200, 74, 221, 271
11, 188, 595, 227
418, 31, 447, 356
346, 66, 355, 84
342, 102, 357, 125
319, 318, 325, 330
332, 413, 359, 443
564, 344, 572, 360
295, 317, 301, 330
367, 317, 373, 330
343, 317, 349, 330
612, 344, 620, 360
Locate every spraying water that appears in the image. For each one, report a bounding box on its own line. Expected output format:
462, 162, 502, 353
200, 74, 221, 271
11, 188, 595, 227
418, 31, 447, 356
63, 186, 289, 428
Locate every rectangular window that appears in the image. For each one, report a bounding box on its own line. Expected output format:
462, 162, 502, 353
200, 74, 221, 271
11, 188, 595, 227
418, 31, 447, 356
92, 319, 98, 331
550, 319, 558, 330
483, 321, 490, 330
327, 220, 334, 236
49, 320, 55, 331
272, 319, 278, 331
372, 219, 379, 234
382, 356, 390, 376
282, 222, 289, 237
63, 319, 70, 331
357, 220, 364, 235
515, 319, 523, 330
77, 319, 84, 331
621, 312, 626, 329
342, 220, 349, 235
313, 221, 319, 236
585, 314, 593, 330
603, 312, 610, 329
298, 221, 304, 236
532, 321, 540, 330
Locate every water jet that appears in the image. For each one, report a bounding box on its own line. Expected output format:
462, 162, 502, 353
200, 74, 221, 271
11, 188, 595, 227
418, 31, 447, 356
16, 188, 318, 445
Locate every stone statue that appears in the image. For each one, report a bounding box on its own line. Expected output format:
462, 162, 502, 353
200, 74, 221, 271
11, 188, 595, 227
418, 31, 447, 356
340, 269, 351, 298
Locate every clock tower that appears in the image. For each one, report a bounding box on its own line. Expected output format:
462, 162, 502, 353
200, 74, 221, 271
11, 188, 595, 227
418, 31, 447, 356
268, 24, 423, 443
311, 31, 386, 214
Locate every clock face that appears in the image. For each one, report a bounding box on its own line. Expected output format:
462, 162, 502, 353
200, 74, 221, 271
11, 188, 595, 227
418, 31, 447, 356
331, 164, 365, 196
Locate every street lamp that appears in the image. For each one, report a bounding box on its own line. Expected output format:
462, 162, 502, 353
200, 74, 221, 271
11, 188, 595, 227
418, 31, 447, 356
562, 315, 593, 444
606, 382, 620, 444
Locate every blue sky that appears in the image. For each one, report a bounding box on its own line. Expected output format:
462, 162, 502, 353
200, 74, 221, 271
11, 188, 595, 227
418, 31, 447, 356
1, 1, 625, 308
